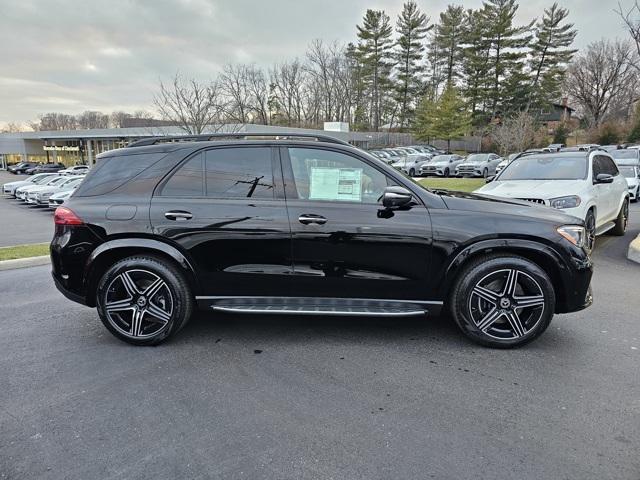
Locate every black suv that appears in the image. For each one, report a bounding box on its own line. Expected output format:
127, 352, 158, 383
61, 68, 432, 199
26, 162, 65, 175
51, 133, 593, 348
8, 162, 39, 174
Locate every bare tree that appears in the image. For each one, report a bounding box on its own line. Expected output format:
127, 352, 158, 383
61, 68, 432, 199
565, 39, 638, 126
616, 1, 640, 72
76, 110, 109, 129
490, 111, 538, 155
1, 122, 27, 133
219, 64, 255, 123
29, 112, 77, 131
153, 73, 227, 134
109, 111, 132, 128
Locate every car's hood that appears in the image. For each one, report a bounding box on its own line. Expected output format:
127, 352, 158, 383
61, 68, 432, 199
433, 189, 582, 225
36, 185, 69, 194
458, 161, 484, 167
430, 161, 451, 166
17, 184, 44, 192
476, 179, 583, 199
3, 180, 32, 188
51, 187, 76, 196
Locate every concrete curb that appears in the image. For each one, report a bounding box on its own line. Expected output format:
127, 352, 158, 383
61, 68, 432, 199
0, 255, 50, 271
627, 234, 640, 265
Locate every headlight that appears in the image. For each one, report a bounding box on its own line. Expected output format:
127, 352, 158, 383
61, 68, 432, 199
557, 225, 586, 248
550, 195, 581, 209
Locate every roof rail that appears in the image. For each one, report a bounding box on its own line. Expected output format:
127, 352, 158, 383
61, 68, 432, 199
126, 132, 352, 148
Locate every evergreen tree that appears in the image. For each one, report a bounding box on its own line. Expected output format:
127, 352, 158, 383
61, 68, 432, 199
482, 0, 533, 117
431, 5, 467, 86
527, 3, 577, 111
394, 1, 430, 131
357, 9, 395, 131
461, 8, 492, 124
414, 85, 471, 152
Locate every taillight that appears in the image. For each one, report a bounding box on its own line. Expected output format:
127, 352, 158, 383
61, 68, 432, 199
54, 207, 84, 225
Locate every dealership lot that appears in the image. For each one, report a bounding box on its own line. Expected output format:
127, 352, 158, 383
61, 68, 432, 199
0, 192, 639, 479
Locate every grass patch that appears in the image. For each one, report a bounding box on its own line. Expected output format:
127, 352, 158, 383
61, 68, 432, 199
0, 243, 49, 261
417, 177, 485, 193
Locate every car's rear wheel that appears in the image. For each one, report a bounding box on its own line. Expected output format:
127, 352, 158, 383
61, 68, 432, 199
96, 255, 194, 346
611, 198, 629, 236
450, 255, 555, 348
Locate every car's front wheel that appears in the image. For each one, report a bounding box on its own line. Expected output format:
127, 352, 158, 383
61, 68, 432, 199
443, 167, 450, 177
450, 255, 555, 348
96, 255, 194, 345
409, 168, 415, 177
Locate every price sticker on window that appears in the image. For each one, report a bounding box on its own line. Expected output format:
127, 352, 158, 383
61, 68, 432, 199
309, 167, 362, 202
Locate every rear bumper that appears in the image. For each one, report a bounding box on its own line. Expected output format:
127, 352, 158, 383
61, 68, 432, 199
52, 272, 88, 306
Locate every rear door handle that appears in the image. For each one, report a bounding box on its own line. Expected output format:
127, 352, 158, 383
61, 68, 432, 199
298, 214, 327, 225
165, 210, 193, 221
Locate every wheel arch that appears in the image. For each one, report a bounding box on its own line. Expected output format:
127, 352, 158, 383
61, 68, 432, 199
440, 239, 569, 314
83, 238, 200, 307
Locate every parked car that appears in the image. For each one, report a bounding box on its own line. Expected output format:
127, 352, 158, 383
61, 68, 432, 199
29, 176, 85, 206
59, 165, 90, 175
609, 148, 640, 165
51, 133, 593, 349
495, 153, 521, 175
391, 154, 432, 176
547, 144, 565, 152
619, 165, 640, 201
420, 154, 464, 177
15, 175, 66, 200
600, 145, 622, 152
3, 173, 59, 197
26, 162, 66, 175
476, 150, 629, 249
455, 153, 502, 177
8, 162, 39, 174
48, 189, 76, 209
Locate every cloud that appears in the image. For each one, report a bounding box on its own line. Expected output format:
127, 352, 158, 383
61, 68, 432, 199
0, 0, 625, 124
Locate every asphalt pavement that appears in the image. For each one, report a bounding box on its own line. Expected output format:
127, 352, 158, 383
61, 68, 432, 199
0, 204, 639, 480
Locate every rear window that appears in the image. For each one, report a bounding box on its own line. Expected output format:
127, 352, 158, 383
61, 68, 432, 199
74, 152, 167, 197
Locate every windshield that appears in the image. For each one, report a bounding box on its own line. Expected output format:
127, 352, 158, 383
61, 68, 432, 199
432, 155, 453, 162
33, 175, 54, 184
46, 177, 66, 186
619, 166, 637, 178
465, 154, 489, 163
610, 150, 638, 160
498, 155, 587, 181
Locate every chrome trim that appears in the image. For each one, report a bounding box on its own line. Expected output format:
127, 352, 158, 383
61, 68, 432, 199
196, 295, 444, 305
211, 306, 426, 316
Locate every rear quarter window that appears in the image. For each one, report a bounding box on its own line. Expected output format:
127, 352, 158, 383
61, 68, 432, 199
73, 152, 168, 197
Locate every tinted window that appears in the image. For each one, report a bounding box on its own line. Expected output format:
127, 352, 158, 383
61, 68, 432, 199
499, 155, 587, 180
600, 156, 619, 176
74, 152, 167, 197
161, 153, 204, 196
205, 147, 273, 198
289, 147, 390, 203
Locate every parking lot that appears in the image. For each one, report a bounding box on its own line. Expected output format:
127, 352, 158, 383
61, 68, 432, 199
1, 177, 639, 479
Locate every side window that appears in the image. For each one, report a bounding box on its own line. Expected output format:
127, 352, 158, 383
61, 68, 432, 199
161, 153, 204, 196
602, 157, 619, 176
205, 147, 273, 198
288, 147, 391, 204
592, 156, 604, 178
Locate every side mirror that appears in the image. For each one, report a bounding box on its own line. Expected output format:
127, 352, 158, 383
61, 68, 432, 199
381, 186, 414, 209
595, 173, 614, 184
485, 175, 496, 183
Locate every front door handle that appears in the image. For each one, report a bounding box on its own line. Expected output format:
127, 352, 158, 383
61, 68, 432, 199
165, 210, 193, 221
298, 214, 327, 225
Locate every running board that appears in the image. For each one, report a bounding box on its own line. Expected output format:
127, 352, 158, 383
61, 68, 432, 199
595, 221, 615, 236
206, 297, 429, 317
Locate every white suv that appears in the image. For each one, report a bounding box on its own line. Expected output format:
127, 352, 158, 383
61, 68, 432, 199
475, 150, 630, 248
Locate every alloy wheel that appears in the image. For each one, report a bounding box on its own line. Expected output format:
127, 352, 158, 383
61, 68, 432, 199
104, 269, 174, 339
622, 200, 629, 231
468, 268, 545, 340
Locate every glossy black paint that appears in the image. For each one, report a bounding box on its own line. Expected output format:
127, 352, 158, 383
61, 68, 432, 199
50, 139, 593, 315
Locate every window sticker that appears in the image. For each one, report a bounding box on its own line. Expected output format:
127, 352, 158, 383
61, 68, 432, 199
309, 167, 362, 202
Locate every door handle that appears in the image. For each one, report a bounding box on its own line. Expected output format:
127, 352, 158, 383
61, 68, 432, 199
165, 210, 193, 221
298, 214, 327, 225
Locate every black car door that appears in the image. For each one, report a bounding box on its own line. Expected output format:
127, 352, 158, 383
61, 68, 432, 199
149, 145, 292, 297
280, 146, 433, 301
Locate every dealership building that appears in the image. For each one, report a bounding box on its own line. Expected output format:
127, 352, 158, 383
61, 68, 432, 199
0, 124, 391, 169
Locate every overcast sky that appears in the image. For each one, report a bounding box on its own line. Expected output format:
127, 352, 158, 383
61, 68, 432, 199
0, 0, 630, 126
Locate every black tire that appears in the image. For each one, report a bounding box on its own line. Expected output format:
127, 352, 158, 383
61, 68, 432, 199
483, 168, 489, 178
585, 209, 596, 252
409, 168, 415, 176
444, 168, 450, 178
611, 198, 629, 236
450, 254, 555, 348
96, 255, 194, 346
634, 187, 639, 203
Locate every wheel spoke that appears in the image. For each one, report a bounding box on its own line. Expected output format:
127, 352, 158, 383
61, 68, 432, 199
476, 307, 503, 331
120, 271, 140, 297
501, 269, 518, 296
146, 302, 171, 324
143, 277, 165, 300
105, 298, 135, 312
514, 294, 545, 309
472, 285, 499, 305
505, 310, 526, 337
130, 308, 145, 337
